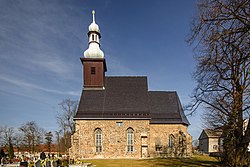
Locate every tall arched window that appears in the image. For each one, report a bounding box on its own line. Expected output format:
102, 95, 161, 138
127, 128, 134, 152
169, 134, 175, 148
95, 128, 102, 153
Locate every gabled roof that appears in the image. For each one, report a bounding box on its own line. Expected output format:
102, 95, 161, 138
199, 129, 222, 140
75, 76, 189, 125
75, 76, 150, 119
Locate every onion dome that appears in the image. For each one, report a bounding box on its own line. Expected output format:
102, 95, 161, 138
84, 10, 104, 58
88, 10, 100, 33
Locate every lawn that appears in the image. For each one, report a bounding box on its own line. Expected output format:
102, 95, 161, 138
80, 155, 220, 167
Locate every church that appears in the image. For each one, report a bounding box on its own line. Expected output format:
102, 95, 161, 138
69, 11, 192, 159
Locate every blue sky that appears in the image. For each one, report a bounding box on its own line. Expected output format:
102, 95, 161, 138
0, 0, 203, 140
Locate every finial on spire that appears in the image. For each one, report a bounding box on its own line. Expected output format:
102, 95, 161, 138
92, 10, 95, 23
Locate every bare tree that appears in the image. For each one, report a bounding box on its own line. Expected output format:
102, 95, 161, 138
57, 99, 78, 152
19, 121, 45, 153
0, 126, 14, 147
54, 130, 62, 156
57, 99, 78, 135
0, 126, 15, 159
45, 131, 53, 154
12, 133, 23, 153
0, 127, 2, 146
187, 0, 250, 166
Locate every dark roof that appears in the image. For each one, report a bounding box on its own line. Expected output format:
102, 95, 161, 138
149, 91, 190, 125
75, 76, 189, 125
75, 77, 150, 119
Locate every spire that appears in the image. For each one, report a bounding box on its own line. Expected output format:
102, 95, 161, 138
92, 10, 95, 23
84, 10, 104, 58
88, 10, 100, 33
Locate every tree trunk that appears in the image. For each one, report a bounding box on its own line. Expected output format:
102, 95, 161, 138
223, 89, 249, 166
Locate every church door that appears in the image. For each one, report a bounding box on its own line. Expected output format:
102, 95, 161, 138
141, 146, 148, 158
141, 136, 148, 158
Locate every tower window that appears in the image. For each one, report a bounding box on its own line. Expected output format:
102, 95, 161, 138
92, 34, 94, 41
91, 67, 96, 75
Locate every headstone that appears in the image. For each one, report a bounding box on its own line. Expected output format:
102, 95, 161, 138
52, 160, 57, 167
20, 161, 28, 167
56, 159, 60, 167
35, 160, 41, 167
46, 161, 51, 167
40, 152, 46, 160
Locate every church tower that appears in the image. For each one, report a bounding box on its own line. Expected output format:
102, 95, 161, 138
81, 10, 107, 89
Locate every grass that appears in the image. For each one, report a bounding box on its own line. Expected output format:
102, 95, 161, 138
80, 155, 221, 167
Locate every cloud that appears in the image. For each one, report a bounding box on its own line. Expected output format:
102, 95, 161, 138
0, 74, 79, 96
25, 53, 76, 77
0, 0, 83, 81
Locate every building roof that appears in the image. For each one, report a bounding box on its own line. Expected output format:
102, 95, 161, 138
149, 91, 190, 125
199, 129, 223, 140
75, 76, 189, 125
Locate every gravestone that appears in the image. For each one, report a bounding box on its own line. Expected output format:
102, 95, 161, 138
20, 161, 28, 167
46, 161, 51, 167
51, 160, 57, 167
35, 160, 41, 167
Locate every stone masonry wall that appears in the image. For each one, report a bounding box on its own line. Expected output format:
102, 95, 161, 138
70, 119, 150, 159
149, 124, 192, 157
69, 120, 192, 159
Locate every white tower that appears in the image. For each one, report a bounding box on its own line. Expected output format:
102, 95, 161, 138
84, 10, 104, 58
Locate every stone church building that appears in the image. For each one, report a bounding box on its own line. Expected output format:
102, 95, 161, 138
69, 11, 192, 159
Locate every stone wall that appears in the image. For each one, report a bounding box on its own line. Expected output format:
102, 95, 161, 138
149, 124, 192, 157
69, 120, 192, 159
70, 119, 150, 159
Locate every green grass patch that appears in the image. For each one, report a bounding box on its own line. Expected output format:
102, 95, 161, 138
80, 155, 220, 167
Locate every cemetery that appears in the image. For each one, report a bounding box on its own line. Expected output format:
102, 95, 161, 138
0, 150, 93, 167
0, 148, 220, 167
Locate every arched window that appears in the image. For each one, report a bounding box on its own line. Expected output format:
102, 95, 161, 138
95, 128, 102, 153
169, 134, 175, 148
127, 128, 134, 152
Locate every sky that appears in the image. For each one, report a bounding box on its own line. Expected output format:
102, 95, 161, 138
0, 0, 204, 140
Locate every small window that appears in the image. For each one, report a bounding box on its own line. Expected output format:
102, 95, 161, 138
116, 122, 123, 126
92, 34, 94, 41
155, 145, 162, 152
91, 67, 96, 75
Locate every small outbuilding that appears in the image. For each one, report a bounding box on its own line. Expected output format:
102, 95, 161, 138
198, 129, 222, 154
